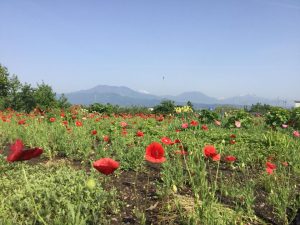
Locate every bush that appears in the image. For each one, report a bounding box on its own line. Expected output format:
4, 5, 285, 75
153, 100, 175, 115
265, 107, 290, 128
198, 109, 219, 123
289, 107, 300, 129
248, 103, 272, 115
224, 110, 253, 128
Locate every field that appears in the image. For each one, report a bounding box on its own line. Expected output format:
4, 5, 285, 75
0, 107, 300, 225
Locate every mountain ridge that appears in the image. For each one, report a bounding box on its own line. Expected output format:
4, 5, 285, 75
62, 85, 292, 108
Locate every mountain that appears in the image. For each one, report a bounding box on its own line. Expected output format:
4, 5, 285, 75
219, 95, 293, 107
64, 85, 160, 106
75, 85, 160, 100
62, 85, 292, 108
167, 92, 219, 104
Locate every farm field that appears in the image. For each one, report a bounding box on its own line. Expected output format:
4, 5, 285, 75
0, 107, 300, 225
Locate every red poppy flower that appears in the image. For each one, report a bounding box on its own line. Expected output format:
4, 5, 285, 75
203, 145, 217, 157
75, 121, 83, 127
161, 137, 174, 145
136, 130, 144, 137
7, 140, 43, 162
103, 135, 110, 142
18, 119, 26, 125
120, 121, 128, 128
93, 158, 119, 175
266, 161, 276, 174
230, 134, 236, 139
145, 142, 166, 163
230, 140, 236, 144
174, 139, 181, 143
91, 130, 97, 135
293, 131, 300, 137
266, 161, 276, 169
182, 123, 189, 129
225, 155, 236, 162
190, 120, 199, 126
49, 117, 56, 122
201, 124, 208, 131
62, 121, 68, 126
203, 145, 220, 161
122, 129, 127, 136
156, 115, 164, 122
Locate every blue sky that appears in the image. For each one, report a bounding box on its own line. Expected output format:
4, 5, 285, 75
0, 0, 299, 100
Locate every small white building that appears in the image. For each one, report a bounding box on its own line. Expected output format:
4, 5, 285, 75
295, 101, 300, 108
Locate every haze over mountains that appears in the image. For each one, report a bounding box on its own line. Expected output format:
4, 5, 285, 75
63, 85, 292, 108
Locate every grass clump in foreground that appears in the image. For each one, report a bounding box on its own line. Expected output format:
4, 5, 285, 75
0, 159, 120, 225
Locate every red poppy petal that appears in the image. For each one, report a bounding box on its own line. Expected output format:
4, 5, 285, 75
19, 148, 43, 161
145, 155, 166, 163
10, 139, 24, 152
212, 154, 221, 161
266, 162, 276, 170
266, 167, 274, 175
7, 150, 23, 162
203, 145, 216, 157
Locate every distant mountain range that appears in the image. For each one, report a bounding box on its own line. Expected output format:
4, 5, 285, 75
61, 85, 293, 109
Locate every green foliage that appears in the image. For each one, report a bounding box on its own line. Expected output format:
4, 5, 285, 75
186, 101, 194, 111
0, 64, 10, 97
88, 103, 115, 114
18, 83, 36, 113
290, 107, 300, 129
0, 64, 71, 112
57, 94, 72, 109
224, 110, 253, 128
0, 107, 300, 224
153, 100, 175, 115
0, 163, 119, 224
5, 75, 23, 109
34, 82, 58, 111
248, 103, 272, 114
198, 109, 219, 123
265, 107, 290, 128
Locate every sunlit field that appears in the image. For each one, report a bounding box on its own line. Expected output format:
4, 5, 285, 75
1, 106, 300, 225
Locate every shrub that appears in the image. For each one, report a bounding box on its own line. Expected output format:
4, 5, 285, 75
153, 100, 175, 115
224, 110, 253, 128
265, 107, 290, 128
289, 107, 300, 129
198, 109, 219, 123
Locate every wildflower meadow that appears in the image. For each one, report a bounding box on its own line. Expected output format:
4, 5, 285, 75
0, 106, 300, 225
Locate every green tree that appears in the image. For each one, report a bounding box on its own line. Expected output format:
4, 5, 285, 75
0, 64, 10, 97
5, 75, 22, 110
187, 101, 194, 111
153, 100, 175, 115
57, 94, 71, 109
19, 83, 36, 112
249, 103, 271, 114
34, 82, 57, 110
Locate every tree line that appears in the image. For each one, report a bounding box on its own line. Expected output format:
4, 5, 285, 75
0, 64, 70, 112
